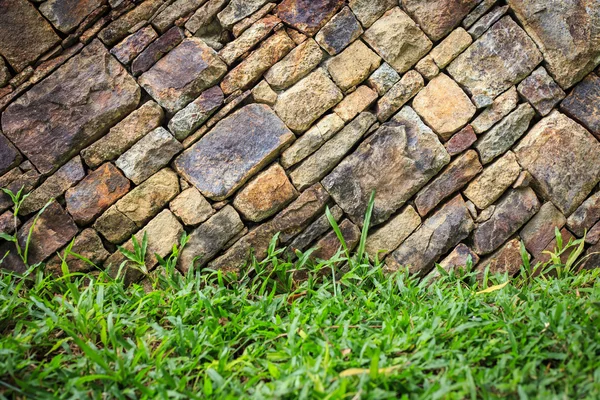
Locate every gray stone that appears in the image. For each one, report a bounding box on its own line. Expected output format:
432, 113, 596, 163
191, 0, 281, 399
0, 57, 10, 87
264, 38, 323, 90
315, 6, 363, 56
367, 63, 400, 96
348, 0, 396, 28
170, 187, 214, 226
0, 131, 21, 176
518, 66, 566, 117
185, 0, 228, 34
217, 0, 270, 28
462, 0, 496, 29
151, 0, 208, 32
365, 205, 421, 261
218, 15, 281, 65
168, 86, 224, 140
98, 0, 165, 46
376, 70, 423, 122
560, 73, 600, 138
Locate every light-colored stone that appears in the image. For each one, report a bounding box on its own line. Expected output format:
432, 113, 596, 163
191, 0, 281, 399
414, 56, 439, 81
376, 70, 423, 122
471, 86, 518, 134
365, 205, 421, 261
252, 80, 278, 105
348, 0, 396, 28
170, 187, 215, 226
367, 63, 400, 96
264, 38, 323, 90
402, 0, 478, 41
333, 85, 378, 122
217, 0, 271, 28
430, 27, 472, 69
218, 15, 281, 66
326, 40, 381, 92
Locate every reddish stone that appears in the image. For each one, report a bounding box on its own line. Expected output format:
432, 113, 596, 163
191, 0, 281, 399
311, 219, 361, 261
276, 0, 344, 36
477, 239, 526, 278
45, 228, 109, 275
560, 73, 600, 139
131, 26, 185, 76
110, 25, 158, 65
531, 228, 576, 265
444, 125, 477, 156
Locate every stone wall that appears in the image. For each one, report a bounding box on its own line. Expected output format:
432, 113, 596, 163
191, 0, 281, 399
1, 0, 600, 281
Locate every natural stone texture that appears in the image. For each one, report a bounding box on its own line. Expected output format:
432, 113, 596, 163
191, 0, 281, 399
376, 70, 423, 122
274, 68, 343, 133
521, 202, 566, 257
447, 17, 542, 107
0, 169, 41, 213
217, 0, 270, 28
233, 163, 298, 222
219, 15, 281, 66
116, 127, 183, 185
580, 240, 600, 270
39, 0, 103, 33
151, 0, 207, 32
139, 38, 227, 114
402, 0, 478, 41
0, 0, 60, 72
513, 170, 533, 189
476, 238, 525, 277
348, 0, 396, 28
0, 58, 10, 87
98, 0, 165, 46
532, 227, 575, 265
185, 0, 227, 34
276, 0, 344, 36
233, 3, 277, 37
567, 192, 600, 237
66, 163, 130, 226
178, 205, 244, 272
386, 194, 474, 275
560, 73, 600, 138
433, 244, 480, 276
0, 132, 21, 176
515, 111, 600, 215
585, 221, 600, 244
131, 26, 185, 76
168, 86, 224, 140
2, 40, 140, 175
365, 205, 421, 261
20, 156, 85, 216
367, 63, 400, 96
175, 104, 295, 200
472, 188, 540, 255
45, 229, 109, 275
414, 56, 439, 81
518, 66, 566, 117
363, 8, 432, 74
291, 112, 376, 191
462, 0, 496, 28
414, 150, 482, 216
170, 187, 214, 226
110, 26, 158, 65
430, 27, 472, 69
467, 5, 508, 39
463, 151, 521, 210
471, 86, 518, 134
475, 103, 536, 164
412, 73, 476, 140
288, 205, 344, 254
81, 101, 164, 169
327, 40, 381, 92
333, 85, 378, 122
323, 107, 449, 226
252, 81, 278, 105
94, 168, 179, 243
509, 0, 600, 89
0, 210, 16, 236
315, 6, 363, 56
311, 219, 360, 260
264, 38, 323, 90
280, 113, 344, 168
445, 125, 477, 156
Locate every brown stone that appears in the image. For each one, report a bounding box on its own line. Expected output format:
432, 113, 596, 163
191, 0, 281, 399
0, 131, 21, 176
218, 15, 281, 66
560, 73, 600, 138
288, 205, 344, 255
333, 86, 378, 122
0, 210, 17, 236
0, 169, 41, 213
39, 0, 103, 33
264, 38, 323, 90
402, 0, 478, 41
532, 228, 576, 266
567, 192, 600, 237
365, 205, 421, 261
168, 86, 224, 140
169, 187, 214, 226
471, 86, 518, 134
98, 0, 165, 46
276, 0, 344, 36
520, 202, 567, 257
414, 56, 439, 81
348, 0, 396, 28
517, 66, 566, 117
110, 25, 158, 65
326, 40, 381, 92
476, 239, 526, 277
131, 26, 185, 76
315, 6, 363, 56
433, 244, 480, 277
311, 219, 361, 260
445, 125, 477, 156
45, 228, 109, 275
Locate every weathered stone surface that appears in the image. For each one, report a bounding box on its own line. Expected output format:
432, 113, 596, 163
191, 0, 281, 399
580, 240, 600, 270
274, 68, 343, 133
233, 3, 276, 37
376, 70, 423, 122
518, 66, 566, 117
276, 0, 344, 36
233, 163, 298, 222
515, 111, 600, 215
0, 132, 21, 176
413, 73, 476, 140
94, 168, 179, 243
167, 86, 224, 140
471, 87, 518, 134
291, 112, 376, 191
185, 0, 227, 34
98, 0, 165, 46
462, 0, 496, 28
219, 15, 281, 66
509, 0, 600, 89
20, 157, 85, 216
532, 227, 575, 266
367, 63, 400, 96
151, 0, 207, 32
0, 58, 10, 87
315, 6, 363, 56
311, 219, 361, 260
131, 26, 185, 76
433, 244, 480, 277
445, 125, 477, 156
252, 81, 278, 105
521, 202, 566, 257
264, 38, 323, 90
475, 103, 535, 164
323, 107, 449, 225
178, 205, 244, 272
176, 104, 295, 200
567, 192, 600, 237
463, 151, 521, 210
585, 221, 600, 244
467, 5, 508, 39
447, 17, 542, 107
348, 0, 395, 28
386, 194, 474, 275
0, 210, 17, 236
39, 0, 103, 33
560, 73, 600, 138
327, 40, 381, 92
513, 170, 533, 189
110, 26, 158, 65
2, 40, 140, 175
288, 205, 343, 254
66, 163, 130, 226
0, 169, 41, 213
333, 85, 378, 122
414, 56, 439, 81
472, 188, 540, 255
0, 0, 60, 72
430, 28, 472, 69
217, 0, 270, 28
476, 238, 525, 277
140, 38, 227, 113
81, 101, 164, 168
403, 0, 478, 41
280, 113, 344, 168
415, 150, 482, 216
45, 229, 109, 275
116, 127, 183, 185
170, 187, 214, 226
363, 8, 431, 74
365, 205, 421, 261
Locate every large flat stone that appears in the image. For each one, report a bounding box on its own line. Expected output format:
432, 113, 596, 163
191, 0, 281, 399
326, 40, 381, 92
322, 106, 449, 226
402, 0, 478, 41
139, 38, 227, 114
0, 131, 21, 176
276, 0, 344, 36
560, 73, 600, 139
39, 0, 104, 33
175, 104, 295, 201
1, 40, 140, 175
514, 111, 600, 215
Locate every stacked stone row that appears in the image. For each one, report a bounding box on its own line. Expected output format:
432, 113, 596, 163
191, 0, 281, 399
1, 0, 600, 284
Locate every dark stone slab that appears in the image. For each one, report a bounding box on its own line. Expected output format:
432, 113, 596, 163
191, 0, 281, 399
131, 26, 185, 76
45, 228, 109, 275
39, 0, 104, 33
276, 0, 344, 36
560, 73, 600, 139
315, 6, 363, 56
0, 132, 21, 176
